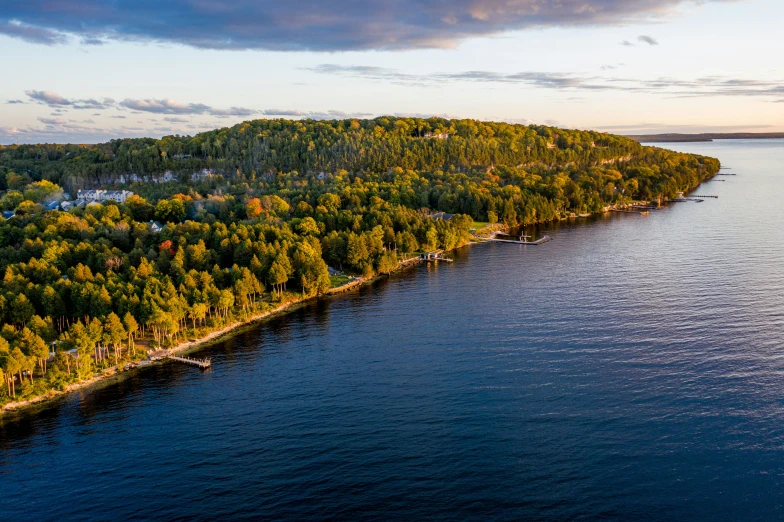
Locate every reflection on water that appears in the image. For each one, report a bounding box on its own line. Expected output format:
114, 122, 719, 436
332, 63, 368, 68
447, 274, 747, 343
1, 140, 784, 520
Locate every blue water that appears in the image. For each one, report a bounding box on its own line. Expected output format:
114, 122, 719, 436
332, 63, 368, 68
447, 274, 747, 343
2, 140, 783, 520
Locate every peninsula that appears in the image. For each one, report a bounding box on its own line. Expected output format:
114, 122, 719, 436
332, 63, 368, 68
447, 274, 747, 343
0, 117, 720, 412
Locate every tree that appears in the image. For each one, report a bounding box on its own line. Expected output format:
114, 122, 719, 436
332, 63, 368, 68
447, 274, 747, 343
268, 261, 288, 297
11, 294, 34, 327
5, 348, 23, 397
123, 312, 139, 355
297, 217, 320, 236
246, 198, 264, 218
218, 289, 234, 317
125, 195, 155, 221
155, 198, 186, 223
346, 233, 369, 270
189, 303, 208, 329
377, 250, 397, 275
103, 313, 126, 365
0, 337, 10, 396
425, 226, 439, 251
18, 328, 49, 376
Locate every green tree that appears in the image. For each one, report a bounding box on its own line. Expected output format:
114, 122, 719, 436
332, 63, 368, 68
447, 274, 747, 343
377, 250, 397, 275
103, 313, 126, 365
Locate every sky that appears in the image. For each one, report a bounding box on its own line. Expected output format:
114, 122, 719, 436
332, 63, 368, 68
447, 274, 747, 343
1, 0, 783, 144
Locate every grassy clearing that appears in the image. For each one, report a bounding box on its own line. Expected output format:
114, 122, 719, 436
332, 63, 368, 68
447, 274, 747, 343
329, 275, 351, 288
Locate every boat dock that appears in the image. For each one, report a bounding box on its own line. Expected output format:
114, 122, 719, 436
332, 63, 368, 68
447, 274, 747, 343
489, 234, 552, 245
168, 355, 212, 369
420, 250, 453, 262
691, 195, 719, 198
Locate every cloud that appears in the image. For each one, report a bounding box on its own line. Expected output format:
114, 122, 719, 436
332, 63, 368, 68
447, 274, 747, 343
0, 1, 734, 51
27, 90, 70, 106
209, 107, 258, 117
38, 117, 67, 125
6, 99, 24, 104
0, 20, 67, 45
309, 63, 784, 100
261, 109, 308, 117
621, 40, 635, 46
80, 37, 105, 46
637, 35, 659, 45
25, 90, 114, 110
260, 109, 373, 119
0, 123, 166, 144
119, 98, 211, 115
119, 98, 257, 117
163, 116, 189, 123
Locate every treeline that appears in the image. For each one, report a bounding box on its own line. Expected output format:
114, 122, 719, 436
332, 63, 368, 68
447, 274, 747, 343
0, 118, 719, 404
4, 117, 669, 191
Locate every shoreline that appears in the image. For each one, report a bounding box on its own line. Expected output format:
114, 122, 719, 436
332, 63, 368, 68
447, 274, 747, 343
0, 177, 719, 418
0, 255, 436, 417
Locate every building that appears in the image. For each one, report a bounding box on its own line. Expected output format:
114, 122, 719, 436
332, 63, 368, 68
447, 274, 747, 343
424, 132, 449, 140
420, 250, 444, 260
431, 212, 454, 221
148, 220, 165, 234
76, 189, 135, 203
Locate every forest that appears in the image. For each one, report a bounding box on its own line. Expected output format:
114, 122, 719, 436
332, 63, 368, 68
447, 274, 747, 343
0, 117, 719, 404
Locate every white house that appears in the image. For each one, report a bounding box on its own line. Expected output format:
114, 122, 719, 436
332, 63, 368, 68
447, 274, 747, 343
148, 220, 165, 234
76, 189, 135, 203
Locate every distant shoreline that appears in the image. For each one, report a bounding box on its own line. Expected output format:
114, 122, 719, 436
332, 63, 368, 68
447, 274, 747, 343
626, 133, 784, 143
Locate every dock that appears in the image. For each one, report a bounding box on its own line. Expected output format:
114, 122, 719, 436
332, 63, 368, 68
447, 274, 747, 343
489, 234, 551, 245
420, 250, 453, 262
691, 195, 718, 198
611, 209, 651, 214
168, 355, 212, 369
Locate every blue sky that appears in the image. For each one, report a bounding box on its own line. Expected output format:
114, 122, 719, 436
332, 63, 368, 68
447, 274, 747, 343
1, 0, 782, 144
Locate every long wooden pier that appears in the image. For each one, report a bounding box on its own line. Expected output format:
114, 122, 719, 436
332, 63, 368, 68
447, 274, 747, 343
489, 234, 552, 245
168, 355, 212, 369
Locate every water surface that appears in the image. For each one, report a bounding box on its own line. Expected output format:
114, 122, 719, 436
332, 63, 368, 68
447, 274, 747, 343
2, 140, 783, 520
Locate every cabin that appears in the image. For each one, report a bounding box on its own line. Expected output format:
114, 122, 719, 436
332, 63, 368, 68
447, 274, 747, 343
424, 132, 449, 140
148, 220, 165, 234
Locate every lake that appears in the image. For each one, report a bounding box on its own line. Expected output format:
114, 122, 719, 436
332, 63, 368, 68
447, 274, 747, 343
1, 140, 783, 520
